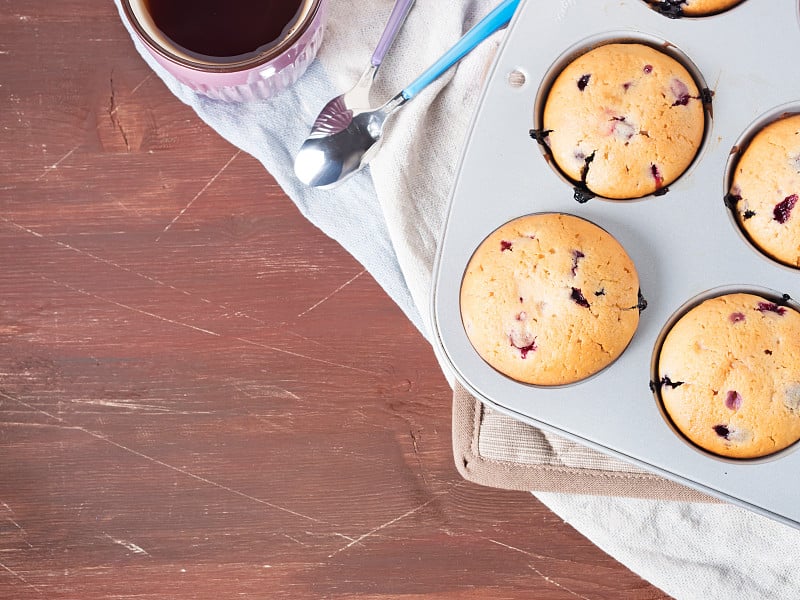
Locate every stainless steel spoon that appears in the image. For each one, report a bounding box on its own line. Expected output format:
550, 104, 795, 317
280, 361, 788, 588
294, 0, 521, 188
307, 0, 415, 139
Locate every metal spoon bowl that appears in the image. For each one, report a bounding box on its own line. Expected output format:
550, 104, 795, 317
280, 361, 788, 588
294, 0, 521, 188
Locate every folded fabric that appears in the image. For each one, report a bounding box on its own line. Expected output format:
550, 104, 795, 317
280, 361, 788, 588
115, 1, 800, 598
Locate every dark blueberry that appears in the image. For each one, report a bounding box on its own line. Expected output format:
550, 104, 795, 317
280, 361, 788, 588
773, 194, 798, 224
729, 312, 745, 323
594, 288, 606, 296
724, 192, 742, 210
529, 128, 552, 145
577, 74, 591, 91
652, 0, 684, 18
725, 390, 743, 411
573, 188, 595, 203
622, 81, 633, 91
627, 291, 648, 312
643, 64, 653, 74
659, 376, 684, 389
636, 290, 648, 312
500, 240, 513, 252
756, 302, 786, 316
571, 250, 585, 276
700, 88, 714, 106
653, 186, 670, 197
765, 349, 773, 355
570, 287, 590, 308
743, 210, 756, 220
573, 151, 597, 203
581, 151, 596, 181
713, 424, 731, 439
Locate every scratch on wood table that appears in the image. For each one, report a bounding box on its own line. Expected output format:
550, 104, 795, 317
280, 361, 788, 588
4, 392, 325, 526
0, 216, 270, 327
297, 269, 366, 318
102, 534, 150, 556
156, 150, 241, 242
34, 144, 79, 182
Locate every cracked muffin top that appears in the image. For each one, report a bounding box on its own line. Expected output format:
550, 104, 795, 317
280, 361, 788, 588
729, 114, 800, 268
542, 43, 705, 200
657, 292, 800, 459
459, 213, 642, 386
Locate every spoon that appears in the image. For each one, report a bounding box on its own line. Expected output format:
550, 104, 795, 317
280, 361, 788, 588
294, 0, 521, 188
309, 0, 416, 138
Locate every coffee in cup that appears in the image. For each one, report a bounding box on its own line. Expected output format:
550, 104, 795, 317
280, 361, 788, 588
120, 0, 328, 101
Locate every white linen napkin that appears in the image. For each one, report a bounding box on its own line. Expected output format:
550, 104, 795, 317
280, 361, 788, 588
115, 0, 800, 597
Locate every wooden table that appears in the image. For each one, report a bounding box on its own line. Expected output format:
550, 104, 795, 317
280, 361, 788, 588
0, 2, 670, 597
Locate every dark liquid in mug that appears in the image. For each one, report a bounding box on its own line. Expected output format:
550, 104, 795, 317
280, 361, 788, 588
143, 0, 305, 59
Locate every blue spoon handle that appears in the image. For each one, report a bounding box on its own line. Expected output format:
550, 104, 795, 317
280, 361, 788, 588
400, 0, 520, 101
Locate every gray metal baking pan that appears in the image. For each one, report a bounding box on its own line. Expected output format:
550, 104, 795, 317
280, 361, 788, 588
431, 0, 800, 528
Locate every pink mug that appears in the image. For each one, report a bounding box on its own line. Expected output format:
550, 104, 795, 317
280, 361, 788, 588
120, 0, 328, 102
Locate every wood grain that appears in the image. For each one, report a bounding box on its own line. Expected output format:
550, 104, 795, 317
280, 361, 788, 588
0, 1, 671, 598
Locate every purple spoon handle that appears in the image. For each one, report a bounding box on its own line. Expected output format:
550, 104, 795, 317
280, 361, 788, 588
371, 0, 415, 67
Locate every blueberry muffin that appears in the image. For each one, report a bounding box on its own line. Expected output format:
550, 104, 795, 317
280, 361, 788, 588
541, 43, 706, 200
646, 0, 745, 18
657, 292, 800, 459
729, 114, 800, 268
460, 213, 642, 386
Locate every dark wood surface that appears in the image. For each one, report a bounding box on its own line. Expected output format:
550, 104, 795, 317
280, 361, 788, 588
0, 2, 671, 598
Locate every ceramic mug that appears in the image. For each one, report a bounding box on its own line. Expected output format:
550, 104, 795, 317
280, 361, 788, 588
120, 0, 328, 101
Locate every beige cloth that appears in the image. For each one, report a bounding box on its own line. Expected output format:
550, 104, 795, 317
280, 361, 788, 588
453, 383, 715, 502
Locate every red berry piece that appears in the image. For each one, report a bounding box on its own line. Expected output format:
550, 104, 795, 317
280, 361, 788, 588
729, 312, 745, 323
500, 240, 513, 252
651, 164, 664, 189
510, 337, 537, 359
670, 78, 691, 106
756, 302, 786, 316
773, 194, 797, 224
725, 390, 743, 411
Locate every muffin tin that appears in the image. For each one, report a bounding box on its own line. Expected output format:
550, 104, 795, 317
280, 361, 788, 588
430, 0, 800, 528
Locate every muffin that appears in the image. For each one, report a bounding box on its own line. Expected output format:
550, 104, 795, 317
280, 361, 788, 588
460, 213, 642, 386
729, 114, 800, 268
657, 292, 800, 459
646, 0, 745, 18
541, 43, 706, 200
